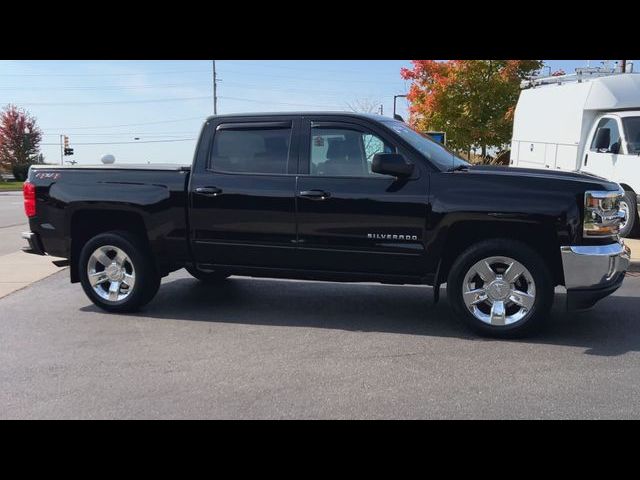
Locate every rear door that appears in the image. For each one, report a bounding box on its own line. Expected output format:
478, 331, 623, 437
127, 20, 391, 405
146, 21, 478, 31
189, 116, 300, 268
294, 117, 430, 275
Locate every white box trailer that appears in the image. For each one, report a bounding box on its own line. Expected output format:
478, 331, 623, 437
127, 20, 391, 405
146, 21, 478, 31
510, 72, 640, 236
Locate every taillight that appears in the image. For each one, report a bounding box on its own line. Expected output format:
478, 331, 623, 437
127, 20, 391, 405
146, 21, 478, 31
23, 181, 36, 218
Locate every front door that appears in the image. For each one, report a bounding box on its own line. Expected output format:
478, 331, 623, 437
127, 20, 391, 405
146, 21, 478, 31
613, 115, 640, 192
295, 117, 429, 276
582, 116, 620, 181
189, 117, 299, 268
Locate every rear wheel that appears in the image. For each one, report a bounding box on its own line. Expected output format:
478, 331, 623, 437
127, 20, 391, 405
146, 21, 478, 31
79, 231, 160, 312
185, 265, 231, 283
619, 190, 638, 238
447, 239, 554, 338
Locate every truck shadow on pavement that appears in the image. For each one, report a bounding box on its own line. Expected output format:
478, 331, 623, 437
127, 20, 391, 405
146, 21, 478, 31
81, 275, 640, 356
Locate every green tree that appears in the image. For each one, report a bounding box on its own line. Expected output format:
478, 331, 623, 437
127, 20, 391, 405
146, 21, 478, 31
401, 60, 543, 159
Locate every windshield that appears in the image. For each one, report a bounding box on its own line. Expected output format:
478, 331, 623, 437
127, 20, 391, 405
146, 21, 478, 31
382, 120, 469, 170
623, 117, 640, 154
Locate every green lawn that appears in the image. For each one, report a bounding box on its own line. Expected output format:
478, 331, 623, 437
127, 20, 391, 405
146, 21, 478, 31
0, 181, 23, 191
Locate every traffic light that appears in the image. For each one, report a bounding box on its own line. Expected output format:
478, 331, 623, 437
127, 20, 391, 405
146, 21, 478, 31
63, 136, 74, 156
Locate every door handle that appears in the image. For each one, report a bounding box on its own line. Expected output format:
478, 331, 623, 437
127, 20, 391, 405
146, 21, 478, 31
299, 189, 331, 200
194, 186, 223, 196
584, 154, 588, 166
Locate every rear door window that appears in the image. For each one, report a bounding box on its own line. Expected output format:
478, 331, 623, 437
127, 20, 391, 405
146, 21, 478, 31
211, 125, 292, 174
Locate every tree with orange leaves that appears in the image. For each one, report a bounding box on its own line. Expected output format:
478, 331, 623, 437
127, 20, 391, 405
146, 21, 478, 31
400, 60, 543, 158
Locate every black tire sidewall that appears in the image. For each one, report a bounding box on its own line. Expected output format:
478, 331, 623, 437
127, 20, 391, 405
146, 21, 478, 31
79, 231, 157, 312
619, 191, 638, 238
185, 266, 230, 283
447, 239, 554, 338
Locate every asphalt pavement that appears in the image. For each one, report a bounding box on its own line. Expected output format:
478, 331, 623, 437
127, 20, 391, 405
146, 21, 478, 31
1, 268, 639, 419
1, 190, 639, 419
0, 192, 27, 256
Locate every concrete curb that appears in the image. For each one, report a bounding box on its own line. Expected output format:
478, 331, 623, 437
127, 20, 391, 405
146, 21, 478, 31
625, 238, 640, 273
0, 251, 65, 299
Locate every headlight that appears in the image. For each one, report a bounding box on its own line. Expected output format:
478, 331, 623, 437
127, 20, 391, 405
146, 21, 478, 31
583, 189, 624, 238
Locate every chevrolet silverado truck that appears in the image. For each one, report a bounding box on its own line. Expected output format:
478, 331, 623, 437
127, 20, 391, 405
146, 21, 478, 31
21, 112, 631, 337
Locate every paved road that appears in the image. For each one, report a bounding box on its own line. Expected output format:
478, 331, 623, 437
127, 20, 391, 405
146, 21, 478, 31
0, 192, 27, 256
1, 269, 639, 419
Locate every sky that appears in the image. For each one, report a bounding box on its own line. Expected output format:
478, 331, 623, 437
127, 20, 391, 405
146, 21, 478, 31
0, 59, 633, 165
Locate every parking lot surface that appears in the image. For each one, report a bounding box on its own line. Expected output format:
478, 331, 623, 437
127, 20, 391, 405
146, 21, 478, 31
1, 268, 639, 419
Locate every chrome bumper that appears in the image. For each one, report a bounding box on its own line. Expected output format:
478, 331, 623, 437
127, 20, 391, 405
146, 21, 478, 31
560, 241, 630, 290
21, 231, 45, 256
560, 240, 630, 309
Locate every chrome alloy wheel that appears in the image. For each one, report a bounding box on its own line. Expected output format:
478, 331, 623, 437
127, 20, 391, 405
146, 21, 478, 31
462, 256, 536, 326
619, 199, 630, 232
86, 245, 136, 302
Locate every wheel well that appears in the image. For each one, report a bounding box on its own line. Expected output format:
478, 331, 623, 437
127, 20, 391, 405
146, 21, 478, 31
69, 209, 150, 283
619, 183, 635, 194
436, 221, 564, 286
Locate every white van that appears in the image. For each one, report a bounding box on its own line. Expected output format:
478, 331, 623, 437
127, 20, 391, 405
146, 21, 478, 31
510, 72, 640, 236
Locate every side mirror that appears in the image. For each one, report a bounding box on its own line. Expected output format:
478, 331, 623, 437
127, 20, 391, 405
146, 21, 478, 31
610, 142, 620, 154
371, 153, 414, 177
594, 128, 611, 151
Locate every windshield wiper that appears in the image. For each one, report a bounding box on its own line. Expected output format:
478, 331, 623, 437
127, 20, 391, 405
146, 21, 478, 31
447, 165, 470, 172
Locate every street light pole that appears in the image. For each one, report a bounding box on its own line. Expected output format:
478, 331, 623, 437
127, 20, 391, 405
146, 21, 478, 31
393, 94, 407, 120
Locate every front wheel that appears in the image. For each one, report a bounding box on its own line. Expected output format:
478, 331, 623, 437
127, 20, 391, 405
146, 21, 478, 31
446, 239, 554, 338
79, 231, 161, 313
619, 191, 638, 238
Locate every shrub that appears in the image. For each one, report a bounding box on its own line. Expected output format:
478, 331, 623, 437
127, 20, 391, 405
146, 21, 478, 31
12, 164, 30, 181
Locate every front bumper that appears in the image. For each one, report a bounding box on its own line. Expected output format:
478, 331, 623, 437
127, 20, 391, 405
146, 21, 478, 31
561, 240, 631, 309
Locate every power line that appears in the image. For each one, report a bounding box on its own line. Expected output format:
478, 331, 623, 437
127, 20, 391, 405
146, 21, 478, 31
8, 96, 212, 106
219, 95, 344, 108
42, 132, 194, 136
0, 69, 211, 77
41, 116, 206, 130
40, 138, 196, 146
0, 78, 387, 99
219, 67, 406, 86
0, 81, 211, 91
221, 80, 385, 97
222, 60, 372, 75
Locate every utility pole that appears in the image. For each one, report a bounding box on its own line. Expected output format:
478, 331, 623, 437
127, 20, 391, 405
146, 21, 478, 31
59, 134, 63, 165
621, 60, 627, 73
212, 60, 218, 115
379, 104, 383, 115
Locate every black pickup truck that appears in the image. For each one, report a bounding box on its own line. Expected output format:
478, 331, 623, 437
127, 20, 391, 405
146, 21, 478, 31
21, 112, 631, 337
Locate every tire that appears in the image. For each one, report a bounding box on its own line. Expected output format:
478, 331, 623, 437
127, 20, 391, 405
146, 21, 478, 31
619, 191, 638, 238
79, 231, 161, 313
185, 265, 231, 283
446, 239, 554, 338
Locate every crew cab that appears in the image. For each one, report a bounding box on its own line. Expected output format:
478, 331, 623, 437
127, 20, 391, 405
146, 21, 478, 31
22, 112, 631, 337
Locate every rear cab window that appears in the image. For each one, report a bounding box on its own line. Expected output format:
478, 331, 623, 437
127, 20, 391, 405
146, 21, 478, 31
210, 122, 293, 174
